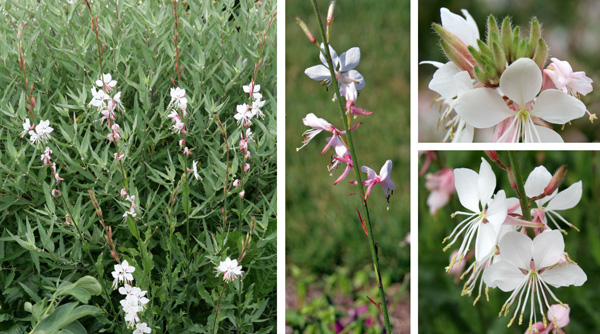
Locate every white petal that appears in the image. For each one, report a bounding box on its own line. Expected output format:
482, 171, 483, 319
534, 125, 564, 143
499, 58, 542, 106
484, 261, 526, 292
532, 230, 564, 269
440, 8, 479, 47
379, 160, 393, 181
531, 89, 586, 124
452, 123, 474, 143
346, 70, 365, 90
546, 181, 582, 211
339, 47, 361, 72
453, 168, 481, 213
475, 219, 498, 261
540, 263, 587, 287
485, 190, 507, 228
455, 88, 513, 128
498, 231, 532, 270
524, 166, 552, 198
305, 65, 331, 81
419, 60, 445, 68
477, 158, 496, 206
361, 166, 377, 180
319, 44, 338, 69
454, 71, 474, 95
428, 62, 462, 98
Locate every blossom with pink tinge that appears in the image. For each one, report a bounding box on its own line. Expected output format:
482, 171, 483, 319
41, 147, 52, 166
425, 168, 455, 215
244, 163, 250, 173
51, 189, 62, 198
179, 138, 185, 149
297, 113, 345, 154
120, 188, 128, 199
171, 118, 187, 134
187, 161, 201, 180
325, 137, 353, 185
107, 124, 122, 142
234, 104, 253, 126
361, 160, 396, 208
233, 179, 241, 187
239, 190, 245, 198
215, 257, 244, 282
96, 73, 117, 90
21, 118, 34, 137
183, 147, 192, 156
544, 58, 593, 96
169, 87, 187, 114
114, 152, 125, 160
111, 259, 135, 289
304, 44, 365, 95
51, 163, 64, 185
243, 81, 261, 100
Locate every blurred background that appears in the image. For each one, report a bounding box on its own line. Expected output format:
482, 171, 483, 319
286, 0, 410, 332
418, 0, 600, 142
419, 151, 600, 333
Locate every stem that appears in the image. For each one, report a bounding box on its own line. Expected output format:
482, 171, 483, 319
308, 1, 392, 332
508, 151, 532, 221
211, 281, 228, 334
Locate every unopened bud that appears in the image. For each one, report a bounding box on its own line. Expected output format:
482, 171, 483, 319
527, 17, 541, 57
239, 190, 245, 198
438, 35, 474, 76
501, 17, 513, 61
533, 39, 548, 70
487, 15, 500, 43
296, 17, 318, 47
544, 166, 567, 196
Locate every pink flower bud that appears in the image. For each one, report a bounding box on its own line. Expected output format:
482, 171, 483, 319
233, 179, 241, 187
120, 188, 128, 199
548, 304, 570, 328
239, 190, 245, 198
51, 189, 62, 198
114, 152, 125, 160
544, 166, 567, 196
179, 138, 185, 148
243, 163, 250, 173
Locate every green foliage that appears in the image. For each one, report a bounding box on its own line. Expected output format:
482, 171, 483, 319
419, 151, 600, 333
0, 0, 276, 333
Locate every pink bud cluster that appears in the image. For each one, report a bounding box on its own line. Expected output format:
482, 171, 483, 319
122, 192, 138, 220
40, 146, 64, 197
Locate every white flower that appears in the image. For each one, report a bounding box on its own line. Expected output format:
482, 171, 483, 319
305, 44, 365, 93
251, 96, 266, 118
484, 230, 586, 328
216, 257, 243, 282
361, 160, 396, 207
169, 87, 187, 113
29, 120, 53, 144
96, 73, 117, 89
171, 117, 186, 134
111, 259, 135, 289
524, 166, 582, 231
297, 113, 337, 151
243, 81, 261, 100
234, 104, 253, 125
133, 322, 151, 334
187, 161, 201, 180
454, 58, 586, 143
445, 158, 508, 269
89, 87, 110, 108
21, 118, 33, 137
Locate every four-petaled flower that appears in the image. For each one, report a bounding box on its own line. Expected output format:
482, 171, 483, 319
455, 58, 586, 142
484, 231, 586, 329
111, 259, 135, 289
133, 322, 152, 334
445, 158, 508, 269
544, 58, 593, 97
305, 44, 365, 97
216, 257, 244, 282
187, 160, 201, 180
360, 160, 396, 208
169, 87, 188, 114
96, 73, 118, 90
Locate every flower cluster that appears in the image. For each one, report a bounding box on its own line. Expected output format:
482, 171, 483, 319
299, 46, 395, 207
21, 119, 53, 145
233, 81, 265, 198
422, 8, 594, 142
166, 87, 189, 135
111, 260, 151, 332
88, 73, 126, 148
215, 257, 243, 282
442, 156, 586, 332
234, 81, 265, 127
122, 193, 138, 220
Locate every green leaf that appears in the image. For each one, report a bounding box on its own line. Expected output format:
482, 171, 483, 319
32, 302, 100, 334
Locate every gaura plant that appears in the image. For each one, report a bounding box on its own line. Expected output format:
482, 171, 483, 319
422, 8, 594, 143
296, 0, 396, 332
0, 0, 276, 333
441, 151, 586, 333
